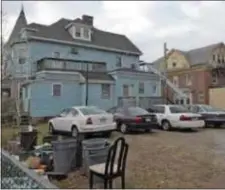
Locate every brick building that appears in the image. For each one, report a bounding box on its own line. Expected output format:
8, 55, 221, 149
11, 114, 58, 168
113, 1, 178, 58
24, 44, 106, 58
153, 42, 225, 108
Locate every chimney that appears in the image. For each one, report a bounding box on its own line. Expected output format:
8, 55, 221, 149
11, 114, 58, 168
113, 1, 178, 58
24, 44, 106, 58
82, 15, 93, 26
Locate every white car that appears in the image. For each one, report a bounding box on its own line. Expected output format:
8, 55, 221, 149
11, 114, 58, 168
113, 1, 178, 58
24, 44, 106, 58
148, 104, 205, 131
48, 106, 116, 138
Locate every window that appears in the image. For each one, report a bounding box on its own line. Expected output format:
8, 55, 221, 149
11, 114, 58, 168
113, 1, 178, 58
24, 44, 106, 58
83, 28, 89, 39
152, 84, 157, 94
116, 56, 122, 67
52, 84, 62, 96
60, 108, 70, 117
18, 48, 26, 64
127, 107, 149, 116
101, 84, 110, 99
198, 92, 205, 102
213, 54, 216, 61
172, 62, 177, 68
123, 85, 129, 97
71, 47, 78, 54
53, 52, 60, 58
172, 76, 179, 87
152, 106, 165, 114
212, 71, 218, 84
79, 107, 106, 115
218, 55, 221, 63
169, 105, 190, 113
139, 82, 144, 94
75, 27, 81, 37
107, 107, 117, 114
68, 108, 79, 117
191, 105, 200, 113
185, 73, 192, 86
131, 64, 136, 69
19, 58, 26, 64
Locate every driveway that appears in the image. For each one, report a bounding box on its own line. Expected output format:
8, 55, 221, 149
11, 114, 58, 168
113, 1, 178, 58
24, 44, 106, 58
53, 128, 225, 188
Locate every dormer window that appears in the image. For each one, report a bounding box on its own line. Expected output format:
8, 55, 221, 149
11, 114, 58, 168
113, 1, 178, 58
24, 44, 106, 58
83, 28, 89, 39
75, 26, 81, 37
66, 23, 91, 41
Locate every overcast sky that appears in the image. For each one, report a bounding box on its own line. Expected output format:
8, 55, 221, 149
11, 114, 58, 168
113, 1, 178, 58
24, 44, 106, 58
2, 1, 225, 61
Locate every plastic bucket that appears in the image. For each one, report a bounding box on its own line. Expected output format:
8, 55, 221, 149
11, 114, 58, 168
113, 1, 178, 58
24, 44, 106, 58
20, 131, 38, 151
52, 139, 77, 174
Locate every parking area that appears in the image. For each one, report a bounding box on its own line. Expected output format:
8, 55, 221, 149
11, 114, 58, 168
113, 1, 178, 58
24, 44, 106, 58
53, 127, 225, 188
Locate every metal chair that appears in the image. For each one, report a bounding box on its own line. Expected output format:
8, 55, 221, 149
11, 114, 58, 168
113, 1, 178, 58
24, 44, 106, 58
89, 137, 129, 189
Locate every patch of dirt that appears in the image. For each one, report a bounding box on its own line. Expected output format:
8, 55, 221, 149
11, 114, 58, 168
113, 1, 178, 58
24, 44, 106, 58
52, 128, 225, 188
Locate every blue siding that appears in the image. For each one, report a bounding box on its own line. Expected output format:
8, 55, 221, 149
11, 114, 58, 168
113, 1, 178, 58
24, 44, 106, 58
113, 72, 161, 105
84, 83, 116, 110
29, 41, 139, 74
29, 81, 82, 117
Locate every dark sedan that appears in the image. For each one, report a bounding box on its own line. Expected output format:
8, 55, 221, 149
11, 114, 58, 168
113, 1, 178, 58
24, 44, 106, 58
187, 104, 225, 127
107, 106, 158, 134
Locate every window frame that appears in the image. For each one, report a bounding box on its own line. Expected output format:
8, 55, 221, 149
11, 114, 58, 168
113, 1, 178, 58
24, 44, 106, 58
52, 83, 62, 97
53, 52, 60, 58
139, 82, 144, 94
123, 84, 129, 97
101, 84, 110, 99
211, 71, 218, 84
185, 73, 192, 86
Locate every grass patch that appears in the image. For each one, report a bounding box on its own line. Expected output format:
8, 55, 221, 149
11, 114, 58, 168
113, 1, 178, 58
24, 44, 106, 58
1, 123, 49, 147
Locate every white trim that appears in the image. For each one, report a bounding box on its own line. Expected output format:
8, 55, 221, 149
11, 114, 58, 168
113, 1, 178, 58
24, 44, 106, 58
81, 79, 114, 84
26, 36, 142, 55
36, 70, 81, 75
52, 82, 62, 97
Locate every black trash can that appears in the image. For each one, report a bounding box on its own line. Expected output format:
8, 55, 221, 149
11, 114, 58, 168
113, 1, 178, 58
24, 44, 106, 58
20, 130, 38, 151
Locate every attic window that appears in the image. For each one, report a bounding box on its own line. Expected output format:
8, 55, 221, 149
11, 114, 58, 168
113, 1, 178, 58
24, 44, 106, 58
75, 29, 81, 37
172, 62, 177, 68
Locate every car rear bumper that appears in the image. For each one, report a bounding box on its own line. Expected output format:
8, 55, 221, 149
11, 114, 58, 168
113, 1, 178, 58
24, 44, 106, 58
79, 123, 117, 133
205, 118, 225, 124
172, 120, 205, 128
128, 122, 158, 130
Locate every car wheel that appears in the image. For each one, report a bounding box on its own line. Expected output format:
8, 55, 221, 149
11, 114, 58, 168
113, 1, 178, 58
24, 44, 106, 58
49, 123, 55, 134
161, 120, 171, 131
71, 126, 79, 138
145, 129, 151, 133
120, 124, 128, 134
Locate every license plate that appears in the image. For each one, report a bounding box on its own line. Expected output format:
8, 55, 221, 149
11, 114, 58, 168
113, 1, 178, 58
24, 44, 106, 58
145, 118, 151, 122
100, 118, 107, 123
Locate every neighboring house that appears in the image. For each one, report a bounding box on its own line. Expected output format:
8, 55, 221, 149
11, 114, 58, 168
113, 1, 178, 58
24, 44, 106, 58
2, 8, 162, 118
152, 42, 225, 107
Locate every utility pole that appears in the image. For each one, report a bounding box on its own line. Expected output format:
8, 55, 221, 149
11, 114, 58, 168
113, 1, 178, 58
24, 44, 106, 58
163, 42, 169, 104
85, 63, 89, 106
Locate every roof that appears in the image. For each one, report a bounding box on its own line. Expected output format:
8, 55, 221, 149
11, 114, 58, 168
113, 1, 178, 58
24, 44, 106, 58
152, 42, 225, 66
16, 14, 142, 55
5, 8, 27, 48
110, 67, 154, 74
79, 71, 115, 81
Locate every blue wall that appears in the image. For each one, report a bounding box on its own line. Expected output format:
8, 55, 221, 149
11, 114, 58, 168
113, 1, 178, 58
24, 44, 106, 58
28, 41, 139, 75
112, 71, 161, 105
82, 83, 116, 110
29, 80, 82, 117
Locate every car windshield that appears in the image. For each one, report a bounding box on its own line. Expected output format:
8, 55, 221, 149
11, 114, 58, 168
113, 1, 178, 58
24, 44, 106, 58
169, 105, 190, 113
79, 107, 106, 115
200, 105, 224, 112
127, 107, 149, 116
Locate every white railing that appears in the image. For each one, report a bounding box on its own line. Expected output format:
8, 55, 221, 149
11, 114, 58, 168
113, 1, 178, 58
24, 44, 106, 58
147, 64, 188, 99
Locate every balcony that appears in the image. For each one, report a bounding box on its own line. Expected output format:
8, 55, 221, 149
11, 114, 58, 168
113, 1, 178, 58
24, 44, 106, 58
37, 58, 106, 72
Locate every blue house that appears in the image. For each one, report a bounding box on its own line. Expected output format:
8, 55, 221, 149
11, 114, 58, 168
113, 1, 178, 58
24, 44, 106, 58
3, 8, 162, 118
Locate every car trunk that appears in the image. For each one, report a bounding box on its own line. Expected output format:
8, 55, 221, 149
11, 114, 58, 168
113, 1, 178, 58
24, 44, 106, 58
86, 114, 113, 125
